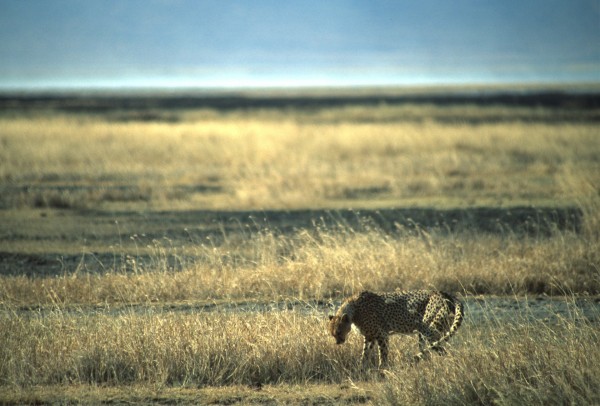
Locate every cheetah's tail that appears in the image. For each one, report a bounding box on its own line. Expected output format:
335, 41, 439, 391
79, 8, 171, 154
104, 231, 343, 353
426, 293, 464, 354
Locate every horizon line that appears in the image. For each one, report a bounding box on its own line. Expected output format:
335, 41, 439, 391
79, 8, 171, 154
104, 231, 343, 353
1, 80, 599, 95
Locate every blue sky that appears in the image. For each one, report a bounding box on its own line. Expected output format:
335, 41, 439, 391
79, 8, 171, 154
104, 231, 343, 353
0, 0, 598, 89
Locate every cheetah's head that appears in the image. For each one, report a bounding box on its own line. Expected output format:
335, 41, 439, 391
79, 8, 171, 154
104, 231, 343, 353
328, 313, 352, 345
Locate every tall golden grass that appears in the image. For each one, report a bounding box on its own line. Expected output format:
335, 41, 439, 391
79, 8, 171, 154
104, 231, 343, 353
1, 221, 599, 307
1, 105, 598, 210
1, 101, 599, 404
380, 311, 600, 405
1, 104, 598, 301
1, 298, 598, 405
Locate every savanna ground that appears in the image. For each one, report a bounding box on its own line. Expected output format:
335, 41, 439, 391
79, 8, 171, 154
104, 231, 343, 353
1, 86, 600, 404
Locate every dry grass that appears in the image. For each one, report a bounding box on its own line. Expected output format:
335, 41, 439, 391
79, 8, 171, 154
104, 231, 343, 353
0, 310, 339, 387
1, 221, 599, 307
1, 104, 598, 210
380, 312, 600, 405
1, 97, 600, 404
0, 383, 373, 405
1, 299, 598, 405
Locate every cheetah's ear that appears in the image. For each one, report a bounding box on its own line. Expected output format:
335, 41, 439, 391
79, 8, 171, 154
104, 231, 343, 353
328, 315, 334, 321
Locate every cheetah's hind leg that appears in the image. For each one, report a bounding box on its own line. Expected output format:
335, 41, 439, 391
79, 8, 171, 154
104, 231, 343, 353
413, 326, 442, 362
413, 336, 431, 363
430, 344, 447, 355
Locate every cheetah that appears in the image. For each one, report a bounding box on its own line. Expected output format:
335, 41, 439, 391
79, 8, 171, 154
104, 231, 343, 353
328, 290, 464, 367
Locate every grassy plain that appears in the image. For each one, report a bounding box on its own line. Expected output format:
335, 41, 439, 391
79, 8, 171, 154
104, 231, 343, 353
2, 98, 599, 211
1, 88, 600, 404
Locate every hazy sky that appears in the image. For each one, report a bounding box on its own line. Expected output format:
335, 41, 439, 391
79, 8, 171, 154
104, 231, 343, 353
1, 0, 598, 89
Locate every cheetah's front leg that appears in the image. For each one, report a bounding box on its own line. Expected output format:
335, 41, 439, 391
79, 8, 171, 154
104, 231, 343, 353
362, 338, 376, 367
